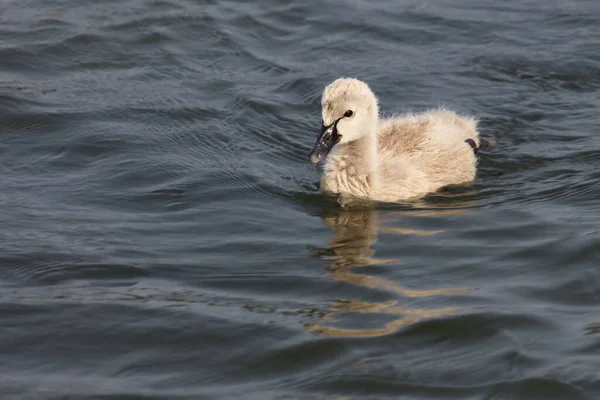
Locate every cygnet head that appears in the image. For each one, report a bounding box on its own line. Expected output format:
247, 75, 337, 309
310, 78, 379, 163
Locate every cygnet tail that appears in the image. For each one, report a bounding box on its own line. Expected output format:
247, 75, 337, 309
465, 137, 496, 155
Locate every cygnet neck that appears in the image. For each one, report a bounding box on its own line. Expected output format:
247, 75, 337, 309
346, 119, 379, 190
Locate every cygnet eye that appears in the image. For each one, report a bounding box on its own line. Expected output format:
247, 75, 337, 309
344, 110, 354, 118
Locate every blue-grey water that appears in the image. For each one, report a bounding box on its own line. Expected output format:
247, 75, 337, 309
1, 0, 600, 399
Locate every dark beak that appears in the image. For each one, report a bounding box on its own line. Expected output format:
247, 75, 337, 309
309, 122, 341, 163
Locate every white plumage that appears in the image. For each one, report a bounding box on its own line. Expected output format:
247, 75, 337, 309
309, 78, 482, 202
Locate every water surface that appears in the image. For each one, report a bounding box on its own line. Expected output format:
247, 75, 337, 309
1, 0, 600, 398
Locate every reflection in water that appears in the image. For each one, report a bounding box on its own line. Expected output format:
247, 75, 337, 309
307, 201, 473, 337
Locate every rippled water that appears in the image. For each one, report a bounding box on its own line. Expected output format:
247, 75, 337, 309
1, 0, 600, 398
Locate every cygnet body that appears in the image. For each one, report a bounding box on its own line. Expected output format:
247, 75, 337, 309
309, 78, 481, 202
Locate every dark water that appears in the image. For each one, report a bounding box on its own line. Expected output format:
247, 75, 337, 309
1, 0, 600, 398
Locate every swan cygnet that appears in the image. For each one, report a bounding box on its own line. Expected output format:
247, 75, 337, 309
309, 78, 483, 203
